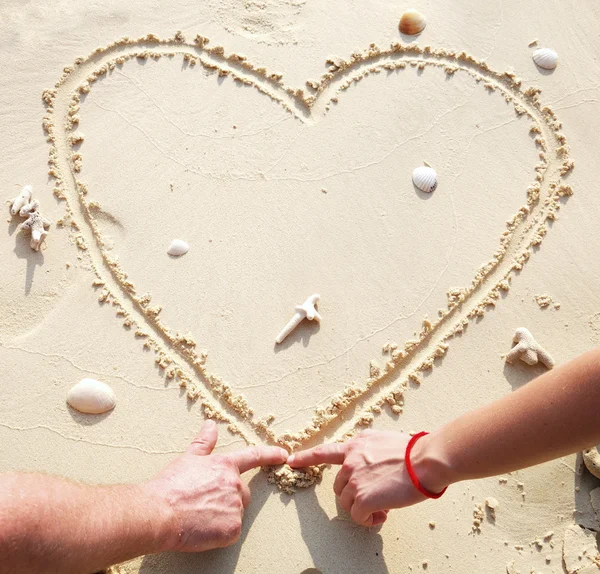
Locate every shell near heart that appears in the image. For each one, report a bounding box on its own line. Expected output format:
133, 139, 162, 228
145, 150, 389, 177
67, 378, 116, 414
412, 166, 438, 193
167, 239, 189, 256
399, 10, 426, 36
532, 48, 558, 70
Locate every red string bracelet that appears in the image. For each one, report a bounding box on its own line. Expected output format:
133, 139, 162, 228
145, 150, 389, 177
404, 431, 447, 499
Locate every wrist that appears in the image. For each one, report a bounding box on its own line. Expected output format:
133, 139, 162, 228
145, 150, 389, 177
140, 480, 180, 553
408, 430, 458, 494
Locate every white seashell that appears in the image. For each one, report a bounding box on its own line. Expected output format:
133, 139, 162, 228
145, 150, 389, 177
532, 48, 558, 70
167, 239, 189, 256
412, 166, 438, 193
67, 378, 116, 414
399, 9, 426, 35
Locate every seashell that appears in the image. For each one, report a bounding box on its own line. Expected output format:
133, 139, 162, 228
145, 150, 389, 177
399, 9, 426, 36
583, 445, 600, 480
67, 378, 116, 414
412, 166, 438, 193
532, 48, 558, 70
167, 239, 189, 256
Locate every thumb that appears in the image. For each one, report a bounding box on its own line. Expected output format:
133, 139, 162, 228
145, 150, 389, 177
351, 501, 378, 527
186, 419, 218, 456
370, 511, 388, 527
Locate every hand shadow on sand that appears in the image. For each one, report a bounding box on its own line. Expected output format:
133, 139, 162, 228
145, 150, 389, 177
293, 487, 388, 573
9, 217, 44, 295
137, 475, 388, 573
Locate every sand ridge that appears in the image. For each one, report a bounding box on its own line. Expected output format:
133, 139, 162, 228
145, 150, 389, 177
40, 31, 573, 492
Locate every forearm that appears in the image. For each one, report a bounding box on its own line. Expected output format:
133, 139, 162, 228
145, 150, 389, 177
416, 347, 600, 491
0, 473, 173, 574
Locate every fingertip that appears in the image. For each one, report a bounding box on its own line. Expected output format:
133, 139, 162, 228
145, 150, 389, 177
203, 419, 217, 429
268, 446, 289, 465
267, 447, 288, 466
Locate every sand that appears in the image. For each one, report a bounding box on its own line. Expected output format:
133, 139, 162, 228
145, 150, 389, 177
2, 0, 600, 572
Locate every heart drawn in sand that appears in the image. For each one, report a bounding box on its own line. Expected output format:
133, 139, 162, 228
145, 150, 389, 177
44, 33, 572, 486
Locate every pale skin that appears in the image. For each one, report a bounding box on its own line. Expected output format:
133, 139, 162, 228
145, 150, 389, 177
0, 420, 288, 574
2, 349, 599, 571
288, 347, 600, 527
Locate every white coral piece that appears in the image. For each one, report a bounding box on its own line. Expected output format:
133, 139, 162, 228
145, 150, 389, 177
505, 327, 554, 369
19, 198, 40, 217
276, 294, 321, 344
19, 209, 51, 251
9, 184, 33, 216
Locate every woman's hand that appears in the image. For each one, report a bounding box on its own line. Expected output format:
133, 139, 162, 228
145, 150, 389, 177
288, 430, 451, 527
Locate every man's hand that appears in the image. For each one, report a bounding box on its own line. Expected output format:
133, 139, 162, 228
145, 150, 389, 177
288, 430, 449, 527
146, 420, 288, 552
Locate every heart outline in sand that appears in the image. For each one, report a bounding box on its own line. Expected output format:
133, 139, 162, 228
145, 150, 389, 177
43, 33, 573, 473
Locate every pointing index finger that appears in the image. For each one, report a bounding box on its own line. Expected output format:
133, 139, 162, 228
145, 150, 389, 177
228, 446, 289, 474
287, 443, 347, 468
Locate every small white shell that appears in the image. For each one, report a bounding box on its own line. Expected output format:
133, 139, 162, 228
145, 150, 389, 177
399, 9, 426, 35
67, 378, 116, 414
532, 48, 558, 70
167, 239, 189, 256
412, 166, 438, 193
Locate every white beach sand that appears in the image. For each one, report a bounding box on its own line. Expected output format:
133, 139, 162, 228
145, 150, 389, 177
2, 0, 600, 572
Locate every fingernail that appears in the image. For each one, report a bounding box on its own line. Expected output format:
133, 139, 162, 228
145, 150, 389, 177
204, 419, 216, 428
287, 454, 295, 464
280, 448, 289, 458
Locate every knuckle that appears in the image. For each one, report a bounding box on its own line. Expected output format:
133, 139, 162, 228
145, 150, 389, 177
226, 520, 242, 541
191, 437, 208, 448
313, 446, 326, 459
354, 490, 368, 506
247, 446, 261, 464
224, 474, 237, 487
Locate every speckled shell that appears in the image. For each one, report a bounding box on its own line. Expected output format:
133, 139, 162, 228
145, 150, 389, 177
532, 48, 558, 70
412, 166, 438, 193
583, 446, 600, 479
399, 10, 426, 35
67, 378, 116, 414
167, 239, 189, 256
